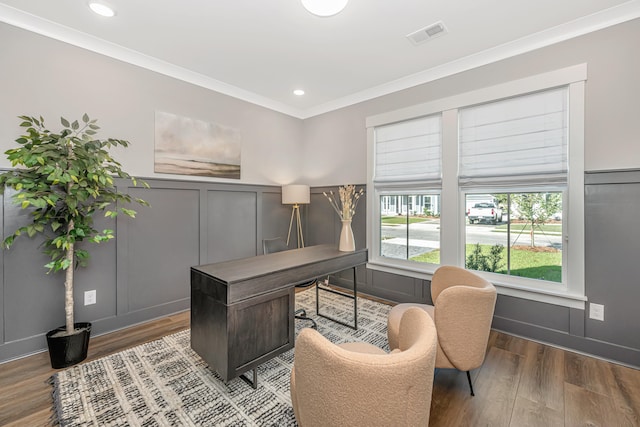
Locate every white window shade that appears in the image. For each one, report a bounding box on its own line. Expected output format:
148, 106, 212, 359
459, 87, 568, 188
374, 115, 441, 185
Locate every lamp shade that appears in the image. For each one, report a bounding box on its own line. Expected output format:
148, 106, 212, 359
282, 184, 310, 205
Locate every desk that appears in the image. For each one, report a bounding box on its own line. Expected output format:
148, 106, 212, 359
190, 244, 368, 387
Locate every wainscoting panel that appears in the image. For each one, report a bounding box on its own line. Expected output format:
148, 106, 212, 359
206, 190, 257, 263
261, 191, 293, 251
0, 177, 288, 363
124, 187, 200, 313
2, 189, 117, 358
307, 191, 337, 246
3, 179, 639, 369
493, 294, 570, 333
368, 269, 428, 304
585, 170, 640, 351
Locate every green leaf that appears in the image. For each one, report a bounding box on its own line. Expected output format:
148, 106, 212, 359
121, 208, 137, 218
3, 235, 15, 249
3, 114, 147, 272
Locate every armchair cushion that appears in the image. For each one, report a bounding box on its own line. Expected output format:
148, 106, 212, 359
387, 266, 497, 372
291, 307, 437, 427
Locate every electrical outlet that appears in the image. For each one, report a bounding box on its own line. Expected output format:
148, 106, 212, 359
84, 290, 96, 306
589, 303, 604, 321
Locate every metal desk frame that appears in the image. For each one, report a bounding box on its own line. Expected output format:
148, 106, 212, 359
315, 265, 358, 330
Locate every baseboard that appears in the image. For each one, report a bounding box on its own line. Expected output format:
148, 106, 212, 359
492, 316, 640, 369
0, 298, 190, 364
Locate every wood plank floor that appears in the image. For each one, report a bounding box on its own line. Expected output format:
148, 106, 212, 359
1, 309, 639, 426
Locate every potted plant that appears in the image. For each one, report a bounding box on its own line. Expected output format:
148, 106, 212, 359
0, 114, 148, 368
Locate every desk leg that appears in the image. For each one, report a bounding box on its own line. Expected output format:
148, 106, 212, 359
239, 368, 258, 389
316, 266, 358, 330
353, 265, 358, 330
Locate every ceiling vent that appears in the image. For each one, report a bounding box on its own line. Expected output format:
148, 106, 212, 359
406, 21, 447, 45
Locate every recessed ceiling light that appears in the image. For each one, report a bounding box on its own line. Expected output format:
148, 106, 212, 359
293, 89, 305, 96
88, 2, 115, 17
301, 0, 348, 17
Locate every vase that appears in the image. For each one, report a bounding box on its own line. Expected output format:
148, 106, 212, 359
339, 219, 355, 252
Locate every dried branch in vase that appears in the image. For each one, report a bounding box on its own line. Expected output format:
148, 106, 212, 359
322, 185, 365, 221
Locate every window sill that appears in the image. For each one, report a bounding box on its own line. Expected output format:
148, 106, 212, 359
366, 260, 586, 310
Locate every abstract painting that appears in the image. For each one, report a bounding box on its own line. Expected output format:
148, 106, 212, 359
154, 111, 241, 179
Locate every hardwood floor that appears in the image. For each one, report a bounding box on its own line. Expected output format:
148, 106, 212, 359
0, 312, 191, 427
1, 309, 639, 426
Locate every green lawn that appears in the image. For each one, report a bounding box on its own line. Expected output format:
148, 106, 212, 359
494, 223, 562, 233
410, 244, 561, 282
382, 216, 430, 225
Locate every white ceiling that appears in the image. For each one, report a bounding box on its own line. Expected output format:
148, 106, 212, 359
1, 0, 639, 118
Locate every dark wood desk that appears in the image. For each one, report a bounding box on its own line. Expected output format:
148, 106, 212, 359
190, 244, 368, 387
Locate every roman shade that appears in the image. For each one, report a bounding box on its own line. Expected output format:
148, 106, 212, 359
374, 114, 441, 186
458, 87, 568, 188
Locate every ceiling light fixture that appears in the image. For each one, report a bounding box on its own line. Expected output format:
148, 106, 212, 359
301, 0, 348, 17
88, 2, 115, 17
293, 89, 305, 96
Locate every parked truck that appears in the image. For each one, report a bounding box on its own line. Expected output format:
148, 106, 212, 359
467, 202, 503, 224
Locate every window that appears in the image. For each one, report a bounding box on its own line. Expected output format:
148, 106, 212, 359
372, 115, 442, 270
366, 65, 586, 308
380, 193, 441, 264
465, 192, 563, 283
460, 88, 567, 284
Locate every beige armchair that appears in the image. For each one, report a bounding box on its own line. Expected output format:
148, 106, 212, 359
290, 307, 437, 427
387, 265, 497, 396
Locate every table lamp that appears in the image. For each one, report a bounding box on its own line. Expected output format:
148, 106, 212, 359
282, 184, 310, 248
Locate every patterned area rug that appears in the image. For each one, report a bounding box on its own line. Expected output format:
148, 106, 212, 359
51, 287, 392, 426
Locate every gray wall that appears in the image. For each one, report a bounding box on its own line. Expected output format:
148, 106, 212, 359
0, 178, 298, 362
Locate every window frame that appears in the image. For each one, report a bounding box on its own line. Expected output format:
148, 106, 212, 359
366, 64, 586, 309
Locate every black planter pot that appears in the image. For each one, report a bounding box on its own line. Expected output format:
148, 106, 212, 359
46, 322, 92, 369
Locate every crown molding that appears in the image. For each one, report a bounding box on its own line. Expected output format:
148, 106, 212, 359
0, 3, 305, 119
299, 0, 640, 119
1, 1, 639, 120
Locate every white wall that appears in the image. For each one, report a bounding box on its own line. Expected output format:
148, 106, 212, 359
0, 23, 304, 187
2, 18, 639, 186
301, 18, 640, 185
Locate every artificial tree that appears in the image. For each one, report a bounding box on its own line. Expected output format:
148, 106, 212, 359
0, 114, 148, 339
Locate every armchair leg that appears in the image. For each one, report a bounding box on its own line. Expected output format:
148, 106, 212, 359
466, 371, 475, 396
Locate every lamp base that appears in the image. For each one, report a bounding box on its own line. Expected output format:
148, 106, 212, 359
286, 204, 305, 248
